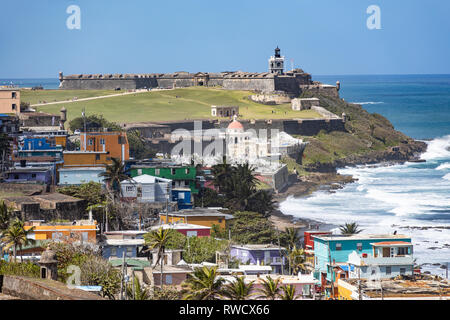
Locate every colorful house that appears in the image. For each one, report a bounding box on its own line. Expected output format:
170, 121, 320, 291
159, 208, 233, 230
347, 241, 415, 279
171, 188, 193, 209
102, 239, 145, 259
62, 151, 110, 168
58, 167, 106, 185
313, 234, 412, 285
24, 220, 98, 243
130, 164, 198, 194
17, 136, 63, 160
120, 174, 172, 203
3, 166, 53, 185
80, 131, 129, 163
230, 244, 287, 274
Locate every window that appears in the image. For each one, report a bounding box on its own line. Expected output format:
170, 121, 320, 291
100, 138, 105, 145
111, 247, 117, 257
398, 247, 407, 256
386, 266, 391, 275
12, 104, 17, 110
400, 268, 406, 275
335, 243, 342, 251
155, 169, 160, 175
126, 246, 134, 257
137, 169, 142, 175
88, 139, 94, 146
178, 192, 185, 199
14, 174, 19, 180
165, 275, 173, 285
12, 92, 17, 99
31, 174, 36, 178
186, 231, 197, 237
357, 243, 363, 251
171, 168, 176, 175
95, 154, 100, 160
185, 168, 190, 175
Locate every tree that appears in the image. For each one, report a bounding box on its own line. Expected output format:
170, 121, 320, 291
98, 158, 130, 202
0, 133, 12, 172
182, 266, 225, 300
12, 219, 36, 262
286, 246, 306, 275
279, 284, 300, 300
144, 227, 173, 289
339, 222, 363, 235
256, 276, 281, 300
69, 114, 122, 132
126, 277, 150, 300
1, 218, 34, 262
0, 201, 11, 232
228, 211, 286, 245
127, 130, 156, 160
285, 227, 300, 250
211, 156, 233, 193
222, 276, 255, 300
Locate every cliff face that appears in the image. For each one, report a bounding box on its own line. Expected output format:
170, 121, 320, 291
294, 92, 427, 172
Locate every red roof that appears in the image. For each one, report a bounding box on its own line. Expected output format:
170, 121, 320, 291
227, 120, 244, 130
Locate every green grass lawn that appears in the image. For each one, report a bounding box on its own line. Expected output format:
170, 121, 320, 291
21, 89, 125, 105
33, 87, 321, 123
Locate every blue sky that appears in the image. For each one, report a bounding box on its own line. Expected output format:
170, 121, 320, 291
1, 0, 450, 78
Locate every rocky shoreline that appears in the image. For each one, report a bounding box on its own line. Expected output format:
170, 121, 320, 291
269, 139, 428, 232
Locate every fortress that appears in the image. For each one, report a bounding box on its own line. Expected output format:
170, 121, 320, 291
58, 47, 337, 96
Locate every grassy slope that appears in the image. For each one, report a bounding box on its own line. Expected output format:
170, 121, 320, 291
21, 89, 125, 105
27, 87, 321, 123
283, 91, 420, 172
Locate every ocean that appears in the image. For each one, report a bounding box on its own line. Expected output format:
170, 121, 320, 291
3, 75, 450, 276
280, 74, 450, 277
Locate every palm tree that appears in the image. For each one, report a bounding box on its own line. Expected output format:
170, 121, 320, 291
0, 200, 11, 232
211, 156, 233, 193
126, 277, 150, 300
12, 219, 36, 262
256, 276, 281, 300
285, 227, 300, 250
144, 227, 173, 289
98, 158, 130, 202
339, 222, 363, 235
287, 246, 307, 275
222, 276, 255, 300
182, 266, 226, 300
279, 284, 300, 300
1, 218, 34, 262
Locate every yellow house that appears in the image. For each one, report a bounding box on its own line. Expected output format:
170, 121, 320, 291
159, 208, 233, 231
0, 87, 20, 114
24, 220, 99, 243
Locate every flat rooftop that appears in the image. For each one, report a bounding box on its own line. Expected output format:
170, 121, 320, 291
313, 234, 411, 241
162, 208, 233, 219
343, 275, 450, 299
231, 244, 286, 251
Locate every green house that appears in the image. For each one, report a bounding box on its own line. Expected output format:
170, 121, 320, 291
130, 165, 198, 194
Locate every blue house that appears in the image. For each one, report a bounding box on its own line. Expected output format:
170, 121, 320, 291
18, 137, 63, 160
102, 238, 146, 260
58, 167, 106, 186
172, 188, 193, 209
230, 244, 287, 274
313, 234, 412, 283
3, 166, 53, 185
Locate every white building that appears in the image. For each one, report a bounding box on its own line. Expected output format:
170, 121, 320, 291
347, 241, 415, 280
120, 174, 172, 203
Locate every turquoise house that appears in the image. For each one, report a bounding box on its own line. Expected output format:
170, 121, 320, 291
313, 234, 412, 283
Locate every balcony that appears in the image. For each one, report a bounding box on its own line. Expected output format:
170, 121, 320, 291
359, 255, 414, 266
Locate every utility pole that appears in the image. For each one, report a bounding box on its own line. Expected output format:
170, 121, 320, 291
165, 183, 170, 224
119, 251, 125, 300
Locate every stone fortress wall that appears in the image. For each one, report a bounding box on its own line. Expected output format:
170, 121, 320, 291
58, 69, 314, 95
